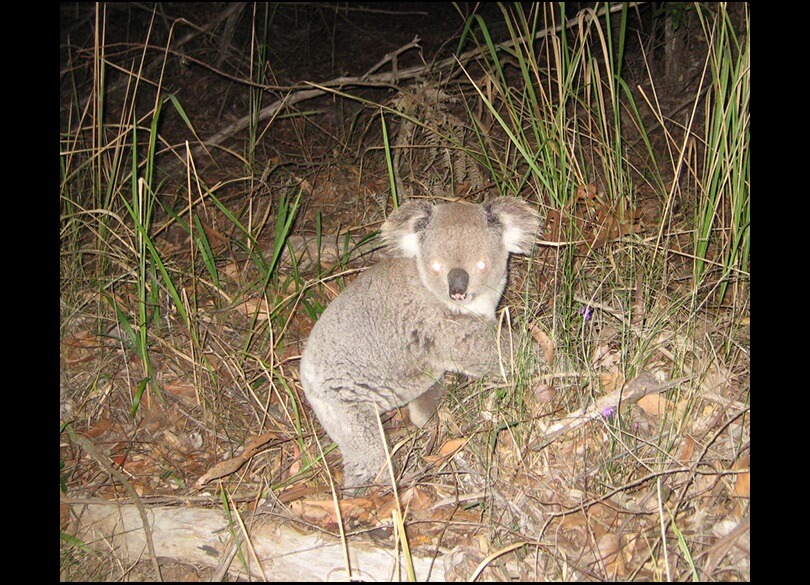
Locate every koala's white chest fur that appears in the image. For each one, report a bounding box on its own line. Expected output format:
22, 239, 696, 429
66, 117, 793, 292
299, 197, 541, 491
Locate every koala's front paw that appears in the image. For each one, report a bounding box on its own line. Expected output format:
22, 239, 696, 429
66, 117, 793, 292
408, 382, 444, 428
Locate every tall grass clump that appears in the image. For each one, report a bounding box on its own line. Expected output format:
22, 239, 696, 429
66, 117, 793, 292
61, 7, 198, 409
457, 3, 648, 372
450, 4, 749, 575
693, 3, 750, 310
60, 4, 305, 419
459, 1, 748, 370
638, 2, 749, 362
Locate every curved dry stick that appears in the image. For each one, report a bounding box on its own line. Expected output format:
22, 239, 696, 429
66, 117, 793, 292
67, 429, 163, 582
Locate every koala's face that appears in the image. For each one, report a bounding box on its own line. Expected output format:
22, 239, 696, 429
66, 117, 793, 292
382, 199, 541, 319
414, 204, 511, 317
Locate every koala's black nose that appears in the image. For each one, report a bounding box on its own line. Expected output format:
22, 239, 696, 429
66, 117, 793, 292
447, 268, 469, 300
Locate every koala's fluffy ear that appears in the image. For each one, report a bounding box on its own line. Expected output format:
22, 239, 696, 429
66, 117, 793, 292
380, 200, 434, 257
485, 197, 542, 255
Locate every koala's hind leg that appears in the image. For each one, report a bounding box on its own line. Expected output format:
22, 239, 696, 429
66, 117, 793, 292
306, 394, 388, 492
408, 382, 444, 428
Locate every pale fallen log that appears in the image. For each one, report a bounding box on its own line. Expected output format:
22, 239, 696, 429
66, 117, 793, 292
73, 502, 446, 581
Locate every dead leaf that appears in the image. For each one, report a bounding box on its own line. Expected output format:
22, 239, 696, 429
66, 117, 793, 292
437, 437, 468, 457
195, 432, 281, 488
593, 344, 622, 370
288, 499, 332, 524
84, 417, 113, 438
732, 456, 750, 498
222, 261, 240, 281
164, 378, 198, 402
530, 324, 555, 364
288, 443, 301, 478
376, 491, 408, 520
273, 482, 329, 503
198, 220, 229, 252
576, 183, 598, 200
543, 208, 565, 243
598, 533, 625, 577
232, 297, 271, 321
559, 510, 588, 532
533, 383, 556, 404
637, 393, 673, 417
599, 369, 624, 393
292, 496, 378, 528
61, 330, 101, 365
399, 485, 432, 511
677, 435, 696, 464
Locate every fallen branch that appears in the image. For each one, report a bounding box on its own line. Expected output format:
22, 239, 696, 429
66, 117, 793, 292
169, 3, 643, 169
72, 502, 447, 581
532, 372, 692, 450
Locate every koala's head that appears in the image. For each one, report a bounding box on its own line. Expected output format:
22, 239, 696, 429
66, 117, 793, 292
381, 197, 541, 318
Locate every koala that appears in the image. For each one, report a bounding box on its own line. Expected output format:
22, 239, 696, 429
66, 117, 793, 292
299, 197, 541, 492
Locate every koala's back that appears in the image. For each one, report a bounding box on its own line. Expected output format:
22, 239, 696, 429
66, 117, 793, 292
300, 256, 498, 412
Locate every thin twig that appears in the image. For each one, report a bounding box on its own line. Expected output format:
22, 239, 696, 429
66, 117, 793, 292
67, 427, 163, 582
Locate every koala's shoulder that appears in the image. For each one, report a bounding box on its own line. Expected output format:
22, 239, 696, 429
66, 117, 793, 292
358, 256, 420, 290
346, 256, 440, 309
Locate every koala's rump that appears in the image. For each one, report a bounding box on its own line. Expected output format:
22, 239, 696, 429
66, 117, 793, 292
300, 258, 496, 411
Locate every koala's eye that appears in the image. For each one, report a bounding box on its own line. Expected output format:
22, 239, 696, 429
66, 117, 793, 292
431, 260, 443, 274
476, 260, 487, 272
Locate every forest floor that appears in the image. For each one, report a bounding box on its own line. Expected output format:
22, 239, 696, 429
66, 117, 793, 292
59, 3, 750, 581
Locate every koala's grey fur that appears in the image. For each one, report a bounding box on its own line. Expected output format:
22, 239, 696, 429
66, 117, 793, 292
300, 197, 542, 491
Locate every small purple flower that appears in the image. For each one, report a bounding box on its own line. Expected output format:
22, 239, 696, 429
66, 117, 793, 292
601, 406, 616, 419
579, 305, 594, 321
